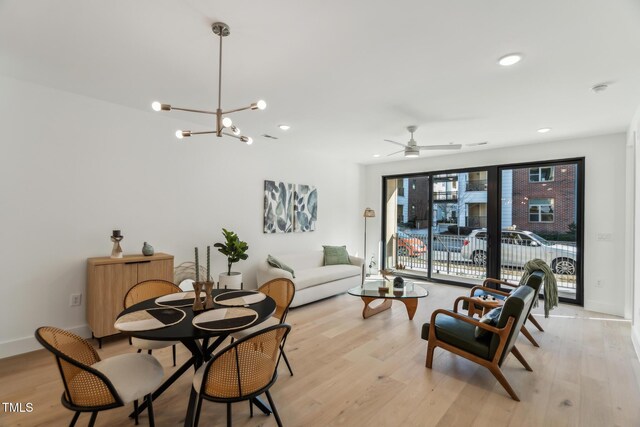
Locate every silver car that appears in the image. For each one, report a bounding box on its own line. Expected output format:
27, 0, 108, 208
460, 229, 577, 275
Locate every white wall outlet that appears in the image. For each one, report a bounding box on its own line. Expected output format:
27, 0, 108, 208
596, 233, 612, 241
70, 293, 82, 306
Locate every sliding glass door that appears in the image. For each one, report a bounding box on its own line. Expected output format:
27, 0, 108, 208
382, 158, 583, 305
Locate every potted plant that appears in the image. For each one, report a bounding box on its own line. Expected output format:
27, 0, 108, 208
214, 228, 249, 289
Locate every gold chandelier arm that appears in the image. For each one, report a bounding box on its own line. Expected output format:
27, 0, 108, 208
221, 105, 253, 115
171, 106, 216, 115
190, 130, 217, 136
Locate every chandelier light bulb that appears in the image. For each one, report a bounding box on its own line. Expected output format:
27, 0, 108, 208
231, 125, 241, 136
175, 130, 184, 139
251, 100, 267, 110
222, 117, 233, 127
152, 101, 162, 111
240, 136, 253, 145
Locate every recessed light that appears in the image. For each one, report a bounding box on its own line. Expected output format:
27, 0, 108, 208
373, 154, 380, 158
278, 124, 291, 131
537, 128, 551, 133
498, 53, 523, 66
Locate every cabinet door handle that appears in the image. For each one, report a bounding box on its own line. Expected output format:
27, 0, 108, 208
125, 260, 152, 265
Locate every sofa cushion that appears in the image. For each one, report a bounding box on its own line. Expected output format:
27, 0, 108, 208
323, 245, 350, 265
267, 255, 295, 278
295, 264, 360, 290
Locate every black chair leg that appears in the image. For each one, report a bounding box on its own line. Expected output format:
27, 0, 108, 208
133, 400, 139, 425
88, 412, 98, 427
281, 348, 293, 376
265, 390, 283, 427
249, 400, 253, 417
69, 411, 80, 427
148, 349, 152, 355
194, 394, 203, 427
226, 403, 232, 427
172, 345, 177, 367
147, 394, 155, 427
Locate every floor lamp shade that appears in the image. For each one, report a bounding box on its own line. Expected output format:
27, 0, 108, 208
363, 208, 375, 276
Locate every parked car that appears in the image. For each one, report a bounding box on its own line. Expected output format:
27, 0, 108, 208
460, 228, 577, 275
397, 231, 427, 257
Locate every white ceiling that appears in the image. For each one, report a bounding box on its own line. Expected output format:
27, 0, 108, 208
2, 0, 640, 164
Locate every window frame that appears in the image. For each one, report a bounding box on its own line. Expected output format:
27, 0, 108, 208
528, 198, 554, 223
529, 166, 555, 183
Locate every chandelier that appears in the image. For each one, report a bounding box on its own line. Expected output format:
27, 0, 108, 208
151, 22, 266, 145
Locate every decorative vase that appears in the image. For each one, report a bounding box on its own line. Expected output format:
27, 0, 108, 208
142, 242, 154, 256
219, 272, 242, 289
110, 230, 123, 259
204, 281, 214, 309
192, 281, 204, 312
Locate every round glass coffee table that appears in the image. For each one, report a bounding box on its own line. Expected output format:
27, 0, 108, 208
348, 280, 428, 320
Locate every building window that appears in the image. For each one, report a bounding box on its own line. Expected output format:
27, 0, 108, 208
529, 166, 554, 182
529, 198, 554, 222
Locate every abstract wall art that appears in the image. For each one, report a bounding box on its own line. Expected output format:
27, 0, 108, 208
294, 184, 317, 232
263, 180, 294, 233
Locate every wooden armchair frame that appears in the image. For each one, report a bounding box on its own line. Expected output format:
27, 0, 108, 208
425, 296, 532, 401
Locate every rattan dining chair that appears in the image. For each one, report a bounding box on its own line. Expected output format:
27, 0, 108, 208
230, 278, 295, 376
192, 323, 291, 427
35, 326, 163, 426
124, 279, 182, 366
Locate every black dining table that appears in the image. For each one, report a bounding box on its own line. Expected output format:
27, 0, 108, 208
116, 288, 276, 427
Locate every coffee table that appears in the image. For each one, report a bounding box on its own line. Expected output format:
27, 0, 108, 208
348, 280, 428, 320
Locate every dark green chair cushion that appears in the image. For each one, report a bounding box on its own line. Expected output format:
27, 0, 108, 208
267, 255, 296, 278
425, 313, 492, 360
322, 245, 351, 265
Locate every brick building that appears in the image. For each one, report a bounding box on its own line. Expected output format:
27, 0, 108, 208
511, 164, 577, 235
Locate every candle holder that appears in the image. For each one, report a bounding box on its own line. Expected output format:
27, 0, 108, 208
192, 281, 204, 312
204, 281, 214, 309
110, 231, 124, 259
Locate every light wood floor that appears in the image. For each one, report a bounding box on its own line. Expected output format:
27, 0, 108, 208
2, 282, 640, 427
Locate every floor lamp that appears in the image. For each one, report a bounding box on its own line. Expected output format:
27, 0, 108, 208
363, 208, 376, 276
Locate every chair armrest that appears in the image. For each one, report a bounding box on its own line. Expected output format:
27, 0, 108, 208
454, 296, 502, 313
483, 278, 518, 289
470, 286, 511, 298
429, 308, 501, 335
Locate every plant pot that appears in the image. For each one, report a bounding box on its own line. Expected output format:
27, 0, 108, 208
219, 272, 243, 289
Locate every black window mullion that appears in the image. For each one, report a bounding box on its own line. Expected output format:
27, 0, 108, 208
486, 166, 500, 279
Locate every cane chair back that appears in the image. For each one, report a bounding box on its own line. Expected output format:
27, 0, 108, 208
124, 280, 181, 308
258, 278, 295, 322
35, 327, 120, 408
200, 324, 290, 399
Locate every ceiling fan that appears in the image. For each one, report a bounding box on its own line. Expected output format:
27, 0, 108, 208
385, 125, 462, 157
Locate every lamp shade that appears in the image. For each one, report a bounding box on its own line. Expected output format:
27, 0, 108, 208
363, 208, 376, 218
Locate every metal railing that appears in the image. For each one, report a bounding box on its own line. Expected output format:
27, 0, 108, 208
466, 179, 487, 192
392, 232, 577, 292
432, 191, 458, 201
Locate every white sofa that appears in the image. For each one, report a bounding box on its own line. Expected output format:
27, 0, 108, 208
256, 250, 364, 307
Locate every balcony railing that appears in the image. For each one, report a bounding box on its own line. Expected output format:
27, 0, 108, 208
433, 191, 458, 201
466, 179, 487, 192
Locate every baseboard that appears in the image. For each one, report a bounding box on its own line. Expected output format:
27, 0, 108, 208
584, 299, 624, 317
0, 324, 91, 359
633, 326, 640, 361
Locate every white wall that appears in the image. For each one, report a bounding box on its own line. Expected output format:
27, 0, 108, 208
363, 133, 629, 317
0, 75, 364, 358
630, 106, 640, 358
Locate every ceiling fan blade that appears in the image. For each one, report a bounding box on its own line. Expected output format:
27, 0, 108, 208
384, 139, 408, 148
417, 144, 463, 150
386, 150, 404, 156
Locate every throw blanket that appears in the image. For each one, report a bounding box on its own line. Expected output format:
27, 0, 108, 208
520, 259, 558, 318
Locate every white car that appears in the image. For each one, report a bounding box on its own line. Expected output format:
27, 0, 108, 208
460, 229, 577, 275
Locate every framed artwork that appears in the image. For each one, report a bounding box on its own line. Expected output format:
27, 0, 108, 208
263, 180, 294, 233
294, 184, 317, 232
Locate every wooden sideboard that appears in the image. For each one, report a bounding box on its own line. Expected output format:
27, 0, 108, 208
86, 253, 174, 346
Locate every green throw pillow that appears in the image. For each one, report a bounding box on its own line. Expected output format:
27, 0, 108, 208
266, 255, 295, 278
323, 245, 351, 266
474, 307, 502, 339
